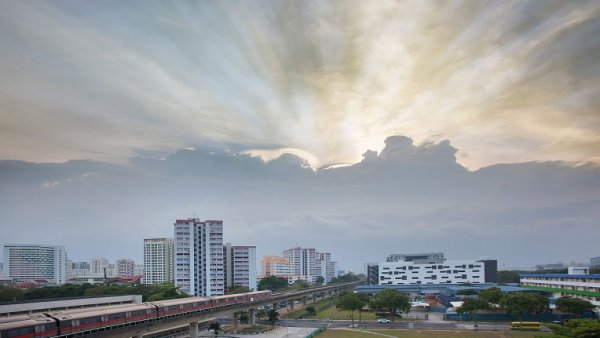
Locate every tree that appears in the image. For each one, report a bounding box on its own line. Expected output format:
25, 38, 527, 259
456, 289, 478, 295
556, 297, 594, 317
290, 279, 310, 291
305, 306, 317, 317
457, 298, 491, 328
315, 276, 325, 286
266, 309, 279, 327
256, 308, 267, 321
0, 286, 25, 302
500, 293, 548, 322
497, 271, 521, 284
238, 311, 249, 325
208, 322, 221, 336
257, 276, 289, 291
547, 319, 600, 338
336, 292, 367, 327
369, 289, 410, 322
226, 285, 251, 295
479, 287, 504, 326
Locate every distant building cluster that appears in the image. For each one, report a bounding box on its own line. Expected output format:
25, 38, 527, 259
1, 217, 341, 298
367, 252, 498, 286
259, 247, 337, 285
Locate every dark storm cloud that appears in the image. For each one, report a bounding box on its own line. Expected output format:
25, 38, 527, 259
1, 136, 598, 271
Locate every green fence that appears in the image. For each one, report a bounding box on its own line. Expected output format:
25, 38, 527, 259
445, 313, 597, 322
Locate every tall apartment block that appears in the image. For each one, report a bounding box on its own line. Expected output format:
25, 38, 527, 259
224, 243, 257, 291
174, 219, 224, 297
90, 257, 109, 277
260, 256, 293, 277
283, 247, 318, 281
143, 238, 173, 284
2, 244, 67, 284
116, 259, 135, 277
317, 252, 337, 284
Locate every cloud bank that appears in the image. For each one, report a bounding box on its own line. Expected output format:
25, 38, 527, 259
1, 135, 598, 271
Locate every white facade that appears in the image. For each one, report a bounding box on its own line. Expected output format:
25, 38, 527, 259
143, 238, 173, 284
90, 257, 109, 277
283, 247, 318, 279
520, 272, 600, 312
260, 256, 293, 277
116, 259, 135, 276
316, 252, 336, 284
224, 244, 257, 291
379, 260, 486, 285
174, 219, 224, 297
2, 244, 67, 284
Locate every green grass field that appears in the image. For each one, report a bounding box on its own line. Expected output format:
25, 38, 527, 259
317, 329, 549, 338
282, 298, 378, 320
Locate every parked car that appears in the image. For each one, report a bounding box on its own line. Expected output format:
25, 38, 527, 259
377, 318, 391, 323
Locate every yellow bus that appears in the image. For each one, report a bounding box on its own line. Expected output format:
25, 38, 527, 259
510, 321, 542, 330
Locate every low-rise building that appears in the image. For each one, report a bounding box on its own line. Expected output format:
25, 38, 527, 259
376, 253, 497, 286
520, 267, 600, 312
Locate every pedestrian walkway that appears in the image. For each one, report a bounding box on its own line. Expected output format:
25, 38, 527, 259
225, 326, 318, 338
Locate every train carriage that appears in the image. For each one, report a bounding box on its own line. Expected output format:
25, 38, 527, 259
0, 315, 57, 338
151, 298, 211, 317
49, 303, 156, 334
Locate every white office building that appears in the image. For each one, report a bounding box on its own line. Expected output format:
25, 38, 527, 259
224, 243, 257, 291
379, 259, 495, 285
143, 238, 173, 284
174, 219, 224, 297
2, 244, 67, 284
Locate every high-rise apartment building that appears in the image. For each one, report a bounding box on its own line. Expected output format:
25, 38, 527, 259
143, 238, 173, 284
260, 256, 293, 277
283, 247, 318, 281
316, 252, 336, 284
174, 219, 224, 296
90, 257, 109, 277
116, 259, 135, 277
2, 244, 67, 284
224, 243, 257, 291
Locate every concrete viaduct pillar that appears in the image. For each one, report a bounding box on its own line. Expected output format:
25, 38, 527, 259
302, 296, 307, 306
248, 308, 256, 325
189, 321, 198, 338
233, 312, 240, 332
272, 302, 278, 311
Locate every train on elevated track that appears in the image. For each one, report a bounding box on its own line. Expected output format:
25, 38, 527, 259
0, 290, 272, 338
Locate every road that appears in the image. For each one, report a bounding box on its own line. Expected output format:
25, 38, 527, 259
277, 319, 514, 331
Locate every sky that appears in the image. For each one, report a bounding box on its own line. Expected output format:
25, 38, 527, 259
0, 1, 599, 272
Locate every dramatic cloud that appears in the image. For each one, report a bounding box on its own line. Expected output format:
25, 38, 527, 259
0, 1, 599, 168
1, 136, 599, 270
